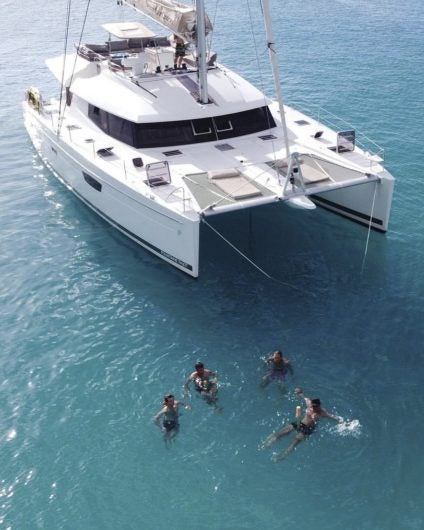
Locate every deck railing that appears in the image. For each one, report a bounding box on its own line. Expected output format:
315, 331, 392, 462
291, 99, 385, 164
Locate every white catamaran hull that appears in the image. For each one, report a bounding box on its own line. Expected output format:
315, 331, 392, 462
24, 106, 200, 276
22, 0, 395, 277
312, 176, 394, 232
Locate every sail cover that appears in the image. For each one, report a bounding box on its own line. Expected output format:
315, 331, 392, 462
123, 0, 212, 41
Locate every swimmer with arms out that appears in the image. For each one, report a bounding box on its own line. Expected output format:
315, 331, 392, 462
184, 362, 219, 408
261, 350, 293, 389
154, 394, 190, 445
262, 387, 342, 461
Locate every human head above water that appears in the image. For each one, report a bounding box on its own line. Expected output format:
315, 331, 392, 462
311, 398, 321, 407
273, 350, 283, 359
164, 394, 174, 404
195, 362, 204, 372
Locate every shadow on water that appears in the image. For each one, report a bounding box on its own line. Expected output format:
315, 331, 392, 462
33, 155, 397, 323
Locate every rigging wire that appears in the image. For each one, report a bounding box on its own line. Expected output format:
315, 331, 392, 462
360, 180, 378, 276
247, 0, 266, 94
57, 0, 92, 136
57, 0, 72, 136
201, 217, 303, 292
208, 0, 220, 58
248, 0, 282, 168
67, 1, 92, 101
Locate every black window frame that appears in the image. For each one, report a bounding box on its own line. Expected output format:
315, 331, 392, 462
87, 105, 276, 148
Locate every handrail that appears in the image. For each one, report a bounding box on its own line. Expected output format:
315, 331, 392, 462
166, 186, 191, 212
290, 99, 385, 163
61, 129, 192, 211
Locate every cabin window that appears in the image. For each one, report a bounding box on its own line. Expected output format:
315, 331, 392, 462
192, 118, 213, 136
214, 117, 233, 133
108, 113, 135, 145
213, 107, 275, 140
87, 105, 276, 148
135, 121, 194, 148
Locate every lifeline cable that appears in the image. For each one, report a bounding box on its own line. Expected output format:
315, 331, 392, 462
202, 217, 303, 292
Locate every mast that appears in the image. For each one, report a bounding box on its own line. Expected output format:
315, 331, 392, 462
261, 0, 290, 157
195, 0, 209, 104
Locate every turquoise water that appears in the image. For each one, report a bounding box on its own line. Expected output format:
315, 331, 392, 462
1, 0, 424, 528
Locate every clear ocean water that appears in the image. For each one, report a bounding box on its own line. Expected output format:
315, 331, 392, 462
1, 0, 423, 528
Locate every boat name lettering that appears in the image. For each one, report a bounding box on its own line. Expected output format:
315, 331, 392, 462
160, 250, 190, 269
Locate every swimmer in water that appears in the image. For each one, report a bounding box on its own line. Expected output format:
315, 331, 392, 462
262, 387, 342, 461
260, 350, 293, 389
184, 362, 219, 408
154, 394, 190, 445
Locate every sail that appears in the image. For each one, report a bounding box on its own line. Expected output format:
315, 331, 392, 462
123, 0, 213, 41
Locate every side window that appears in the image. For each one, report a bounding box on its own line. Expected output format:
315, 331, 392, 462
213, 117, 233, 133
108, 114, 135, 145
87, 105, 276, 148
192, 118, 213, 136
83, 172, 102, 192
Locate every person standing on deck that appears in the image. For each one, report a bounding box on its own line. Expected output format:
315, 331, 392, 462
173, 34, 186, 69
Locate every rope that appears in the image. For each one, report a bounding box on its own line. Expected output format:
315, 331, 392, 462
360, 180, 378, 275
202, 217, 303, 292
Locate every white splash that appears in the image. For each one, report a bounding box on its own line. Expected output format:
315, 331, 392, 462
334, 419, 362, 437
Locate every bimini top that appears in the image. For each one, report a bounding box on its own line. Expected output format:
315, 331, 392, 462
101, 22, 155, 39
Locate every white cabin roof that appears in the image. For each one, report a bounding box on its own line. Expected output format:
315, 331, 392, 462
47, 54, 270, 123
101, 22, 155, 39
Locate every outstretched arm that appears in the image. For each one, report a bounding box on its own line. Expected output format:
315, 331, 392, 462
321, 409, 343, 422
294, 388, 310, 405
176, 399, 191, 411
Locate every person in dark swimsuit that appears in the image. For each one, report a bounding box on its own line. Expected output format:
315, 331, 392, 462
261, 350, 293, 388
173, 34, 186, 69
154, 394, 190, 445
184, 362, 219, 407
261, 388, 342, 461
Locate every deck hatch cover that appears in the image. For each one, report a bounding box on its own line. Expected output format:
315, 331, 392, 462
162, 150, 182, 156
258, 134, 277, 140
214, 143, 234, 151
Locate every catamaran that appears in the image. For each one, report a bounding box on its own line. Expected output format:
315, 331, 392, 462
23, 0, 394, 277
